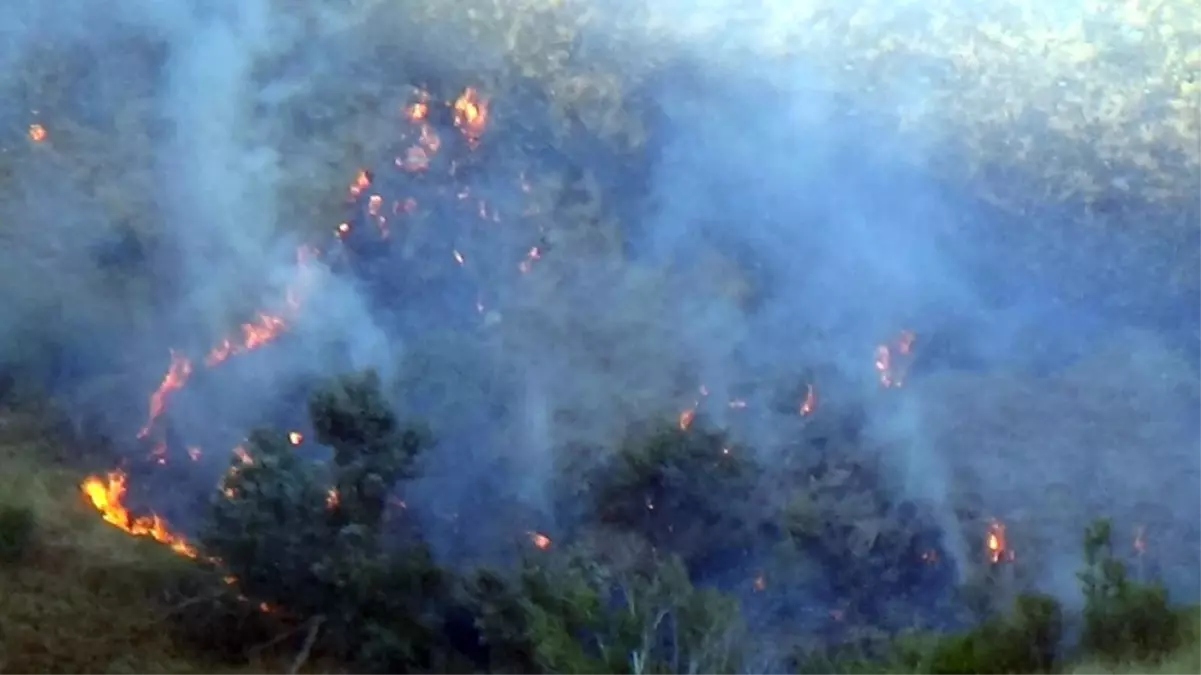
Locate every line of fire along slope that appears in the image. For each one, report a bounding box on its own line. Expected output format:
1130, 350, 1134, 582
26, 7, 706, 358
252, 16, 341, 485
79, 86, 558, 568
76, 84, 1022, 584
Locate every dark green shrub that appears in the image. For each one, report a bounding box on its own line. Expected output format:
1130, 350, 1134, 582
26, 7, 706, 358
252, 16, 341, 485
922, 593, 1061, 674
1078, 518, 1187, 663
200, 369, 450, 672
0, 503, 36, 563
584, 418, 764, 576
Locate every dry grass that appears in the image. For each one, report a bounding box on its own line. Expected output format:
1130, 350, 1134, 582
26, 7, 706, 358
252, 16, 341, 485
0, 412, 283, 674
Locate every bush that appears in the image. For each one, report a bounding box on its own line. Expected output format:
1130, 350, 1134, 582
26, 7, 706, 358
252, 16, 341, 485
0, 503, 35, 563
584, 418, 764, 577
465, 532, 746, 674
910, 592, 1063, 674
1078, 518, 1189, 664
200, 369, 450, 672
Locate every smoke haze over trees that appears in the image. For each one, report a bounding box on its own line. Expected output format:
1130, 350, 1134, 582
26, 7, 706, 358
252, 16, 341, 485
0, 0, 1196, 671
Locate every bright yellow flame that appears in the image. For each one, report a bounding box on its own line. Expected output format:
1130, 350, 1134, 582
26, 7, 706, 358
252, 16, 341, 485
80, 471, 197, 558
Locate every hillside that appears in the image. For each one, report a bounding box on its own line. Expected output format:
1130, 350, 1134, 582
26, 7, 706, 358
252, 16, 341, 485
0, 410, 306, 673
1, 401, 1197, 673
0, 0, 1198, 672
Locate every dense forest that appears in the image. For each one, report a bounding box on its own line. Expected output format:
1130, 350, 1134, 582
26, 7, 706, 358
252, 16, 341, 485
0, 0, 1198, 672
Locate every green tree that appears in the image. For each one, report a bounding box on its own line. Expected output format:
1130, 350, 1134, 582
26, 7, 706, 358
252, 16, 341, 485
466, 532, 746, 674
1078, 517, 1186, 663
584, 417, 763, 576
782, 451, 950, 626
201, 369, 452, 672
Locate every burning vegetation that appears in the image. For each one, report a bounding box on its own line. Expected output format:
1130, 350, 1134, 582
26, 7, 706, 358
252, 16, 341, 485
2, 0, 1197, 673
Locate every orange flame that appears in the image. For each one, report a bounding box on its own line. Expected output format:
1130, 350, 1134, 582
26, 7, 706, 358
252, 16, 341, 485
678, 407, 696, 430
205, 312, 287, 366
28, 123, 46, 142
986, 519, 1013, 563
80, 471, 197, 558
348, 168, 371, 200
452, 87, 488, 145
406, 101, 429, 122
137, 350, 193, 438
528, 531, 551, 550
325, 488, 339, 510
288, 431, 303, 446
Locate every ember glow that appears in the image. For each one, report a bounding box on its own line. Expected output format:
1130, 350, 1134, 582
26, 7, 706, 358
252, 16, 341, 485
528, 531, 551, 550
78, 82, 517, 563
27, 122, 46, 142
985, 519, 1013, 563
452, 87, 488, 145
799, 383, 817, 416
205, 313, 288, 366
875, 329, 916, 388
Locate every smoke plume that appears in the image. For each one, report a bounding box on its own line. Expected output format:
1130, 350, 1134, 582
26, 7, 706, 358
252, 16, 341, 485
1, 0, 1196, 612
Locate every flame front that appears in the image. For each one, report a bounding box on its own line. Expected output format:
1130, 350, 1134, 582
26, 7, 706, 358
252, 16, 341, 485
28, 123, 46, 142
80, 471, 197, 558
137, 350, 193, 438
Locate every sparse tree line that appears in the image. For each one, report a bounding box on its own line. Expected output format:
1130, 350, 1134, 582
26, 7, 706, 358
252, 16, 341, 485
4, 369, 1184, 673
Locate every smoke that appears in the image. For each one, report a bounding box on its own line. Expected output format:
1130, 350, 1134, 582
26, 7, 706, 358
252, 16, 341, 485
0, 0, 1196, 625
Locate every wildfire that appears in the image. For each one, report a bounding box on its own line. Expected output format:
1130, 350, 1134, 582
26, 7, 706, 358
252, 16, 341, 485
137, 350, 193, 438
518, 246, 541, 273
799, 383, 816, 416
28, 123, 46, 142
80, 471, 197, 558
348, 168, 372, 200
452, 87, 488, 144
985, 519, 1013, 563
206, 313, 288, 366
1134, 525, 1146, 555
678, 407, 696, 430
406, 100, 429, 122
79, 76, 592, 625
875, 329, 916, 388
